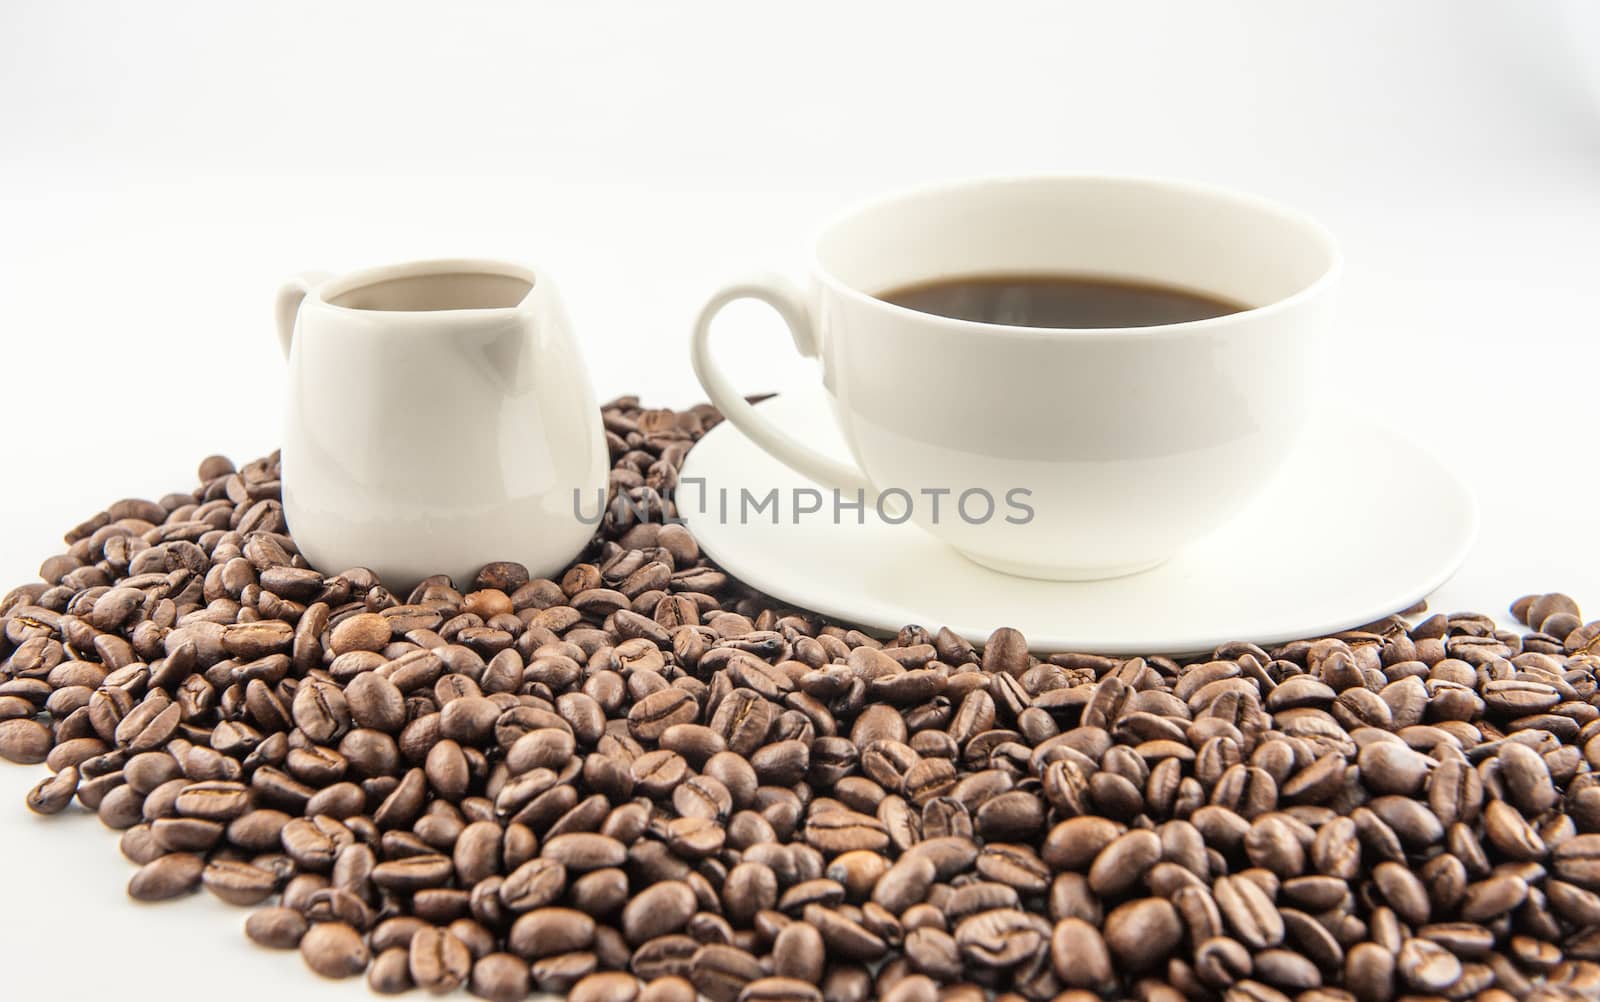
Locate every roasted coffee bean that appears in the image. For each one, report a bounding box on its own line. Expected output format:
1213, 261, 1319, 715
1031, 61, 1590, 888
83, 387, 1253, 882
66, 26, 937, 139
303, 886, 376, 929
128, 851, 204, 900
1042, 816, 1123, 869
1483, 679, 1561, 715
346, 671, 407, 733
572, 971, 642, 1002
1052, 918, 1114, 990
1254, 948, 1320, 991
773, 920, 827, 983
633, 749, 691, 798
1398, 936, 1463, 992
201, 859, 278, 905
409, 925, 472, 994
368, 946, 413, 994
529, 948, 598, 990
692, 942, 766, 1002
976, 843, 1048, 894
1344, 942, 1394, 1002
711, 690, 776, 757
882, 974, 938, 1002
371, 853, 453, 893
820, 966, 873, 1002
568, 868, 626, 918
1554, 834, 1600, 888
246, 906, 310, 949
280, 815, 355, 872
629, 689, 701, 743
873, 855, 937, 913
1372, 860, 1430, 926
674, 774, 733, 820
1195, 936, 1254, 989
806, 904, 889, 961
501, 857, 567, 911
664, 816, 725, 857
439, 918, 490, 964
174, 780, 251, 822
738, 977, 823, 1002
330, 613, 392, 655
506, 727, 577, 774
471, 952, 534, 1002
301, 921, 370, 979
509, 907, 596, 959
1089, 828, 1162, 897
1104, 898, 1182, 971
1484, 799, 1545, 860
974, 790, 1046, 840
0, 718, 52, 764
291, 680, 351, 745
631, 934, 700, 981
25, 765, 78, 814
724, 861, 780, 924
1214, 874, 1284, 949
804, 811, 889, 854
954, 908, 1046, 968
371, 917, 429, 954
625, 880, 697, 944
543, 832, 626, 870
640, 976, 698, 1002
1429, 757, 1483, 828
903, 926, 961, 982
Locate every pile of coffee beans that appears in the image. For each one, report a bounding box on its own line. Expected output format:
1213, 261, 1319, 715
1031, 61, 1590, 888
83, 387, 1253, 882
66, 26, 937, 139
3, 394, 1600, 1002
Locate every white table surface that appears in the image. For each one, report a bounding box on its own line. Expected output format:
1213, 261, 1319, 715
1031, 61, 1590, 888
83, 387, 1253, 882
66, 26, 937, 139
2, 1, 1598, 998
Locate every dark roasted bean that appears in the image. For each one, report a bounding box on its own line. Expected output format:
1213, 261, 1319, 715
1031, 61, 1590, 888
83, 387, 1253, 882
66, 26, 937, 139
25, 765, 78, 814
410, 925, 472, 994
691, 942, 766, 1002
367, 945, 413, 994
246, 906, 309, 949
300, 921, 370, 979
640, 976, 697, 1002
625, 880, 698, 945
738, 977, 823, 1002
201, 859, 278, 905
0, 718, 52, 764
509, 907, 596, 959
1104, 898, 1182, 971
1052, 918, 1114, 990
544, 831, 627, 870
470, 952, 533, 1002
128, 852, 204, 900
953, 908, 1045, 968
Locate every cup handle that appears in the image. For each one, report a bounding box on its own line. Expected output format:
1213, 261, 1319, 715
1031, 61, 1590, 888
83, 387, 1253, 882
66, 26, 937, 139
274, 271, 332, 360
690, 273, 877, 501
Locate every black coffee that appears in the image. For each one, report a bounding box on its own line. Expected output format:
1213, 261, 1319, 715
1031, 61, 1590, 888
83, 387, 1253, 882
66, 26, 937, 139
878, 273, 1246, 329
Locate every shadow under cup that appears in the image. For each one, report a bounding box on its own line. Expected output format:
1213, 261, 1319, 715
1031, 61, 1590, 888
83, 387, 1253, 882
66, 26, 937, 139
810, 175, 1341, 580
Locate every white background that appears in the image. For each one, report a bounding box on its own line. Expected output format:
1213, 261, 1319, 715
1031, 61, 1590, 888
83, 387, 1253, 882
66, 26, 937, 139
2, 1, 1599, 997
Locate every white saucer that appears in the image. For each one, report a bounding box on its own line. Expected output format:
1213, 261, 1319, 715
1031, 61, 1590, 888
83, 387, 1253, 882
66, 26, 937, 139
679, 389, 1478, 655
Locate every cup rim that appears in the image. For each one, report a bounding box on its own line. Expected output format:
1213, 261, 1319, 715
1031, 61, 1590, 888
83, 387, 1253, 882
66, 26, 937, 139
808, 172, 1343, 340
313, 258, 540, 316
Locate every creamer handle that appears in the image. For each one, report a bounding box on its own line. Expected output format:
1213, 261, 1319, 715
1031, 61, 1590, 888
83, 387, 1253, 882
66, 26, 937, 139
275, 271, 332, 360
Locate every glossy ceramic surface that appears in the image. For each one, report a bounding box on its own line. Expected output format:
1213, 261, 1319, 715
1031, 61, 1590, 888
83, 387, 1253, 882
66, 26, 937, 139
680, 390, 1477, 654
691, 174, 1341, 580
277, 259, 607, 589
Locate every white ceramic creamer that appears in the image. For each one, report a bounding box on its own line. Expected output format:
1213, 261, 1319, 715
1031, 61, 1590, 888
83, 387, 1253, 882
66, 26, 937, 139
277, 259, 608, 590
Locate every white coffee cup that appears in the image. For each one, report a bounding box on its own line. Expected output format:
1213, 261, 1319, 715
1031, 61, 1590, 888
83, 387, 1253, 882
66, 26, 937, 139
276, 259, 609, 590
691, 175, 1341, 580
